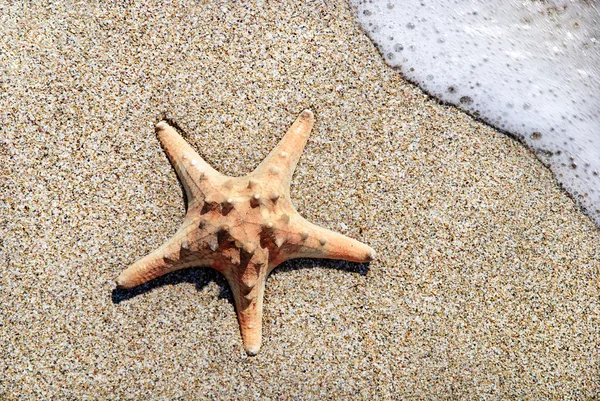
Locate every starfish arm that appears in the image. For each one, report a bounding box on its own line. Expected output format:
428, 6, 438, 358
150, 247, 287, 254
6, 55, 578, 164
252, 110, 314, 187
155, 121, 223, 206
116, 228, 211, 289
283, 217, 376, 265
223, 254, 269, 356
231, 279, 267, 356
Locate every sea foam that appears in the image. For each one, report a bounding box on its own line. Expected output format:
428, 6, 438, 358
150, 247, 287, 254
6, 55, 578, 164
351, 0, 600, 225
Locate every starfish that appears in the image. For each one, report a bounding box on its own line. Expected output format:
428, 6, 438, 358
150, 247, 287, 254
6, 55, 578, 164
116, 110, 375, 355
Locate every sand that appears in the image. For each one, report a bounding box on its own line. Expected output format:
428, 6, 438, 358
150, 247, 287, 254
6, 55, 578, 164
1, 1, 598, 399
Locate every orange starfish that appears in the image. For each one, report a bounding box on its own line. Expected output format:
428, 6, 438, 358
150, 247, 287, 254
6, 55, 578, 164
116, 110, 375, 355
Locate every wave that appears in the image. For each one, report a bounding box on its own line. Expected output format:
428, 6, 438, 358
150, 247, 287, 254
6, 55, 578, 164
351, 0, 600, 226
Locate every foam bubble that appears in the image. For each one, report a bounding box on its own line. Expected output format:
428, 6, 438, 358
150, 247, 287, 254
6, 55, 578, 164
351, 0, 600, 225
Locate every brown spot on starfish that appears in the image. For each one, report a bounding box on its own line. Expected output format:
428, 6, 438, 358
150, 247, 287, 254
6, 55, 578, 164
116, 110, 375, 355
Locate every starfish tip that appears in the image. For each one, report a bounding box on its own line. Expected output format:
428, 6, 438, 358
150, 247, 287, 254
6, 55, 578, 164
245, 344, 261, 356
301, 109, 314, 120
155, 121, 169, 131
366, 248, 377, 262
115, 276, 130, 289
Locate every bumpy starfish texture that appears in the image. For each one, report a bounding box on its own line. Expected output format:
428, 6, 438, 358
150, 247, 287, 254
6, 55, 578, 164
116, 110, 375, 355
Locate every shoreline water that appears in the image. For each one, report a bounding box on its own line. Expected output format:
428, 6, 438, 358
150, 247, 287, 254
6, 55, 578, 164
351, 0, 600, 228
1, 1, 599, 399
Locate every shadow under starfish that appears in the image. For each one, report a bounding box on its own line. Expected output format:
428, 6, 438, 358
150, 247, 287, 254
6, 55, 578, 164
111, 258, 370, 304
114, 110, 375, 355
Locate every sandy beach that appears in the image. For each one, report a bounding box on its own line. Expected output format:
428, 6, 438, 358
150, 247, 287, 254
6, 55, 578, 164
1, 1, 598, 399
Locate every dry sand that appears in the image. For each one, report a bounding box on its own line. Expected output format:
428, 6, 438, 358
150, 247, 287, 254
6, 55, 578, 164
1, 1, 598, 399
